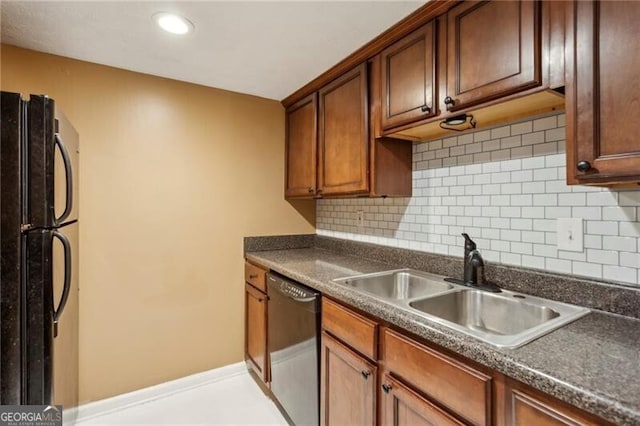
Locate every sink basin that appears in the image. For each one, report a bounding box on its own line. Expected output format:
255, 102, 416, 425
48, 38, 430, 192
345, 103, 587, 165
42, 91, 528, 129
408, 289, 590, 348
409, 290, 559, 335
333, 269, 453, 300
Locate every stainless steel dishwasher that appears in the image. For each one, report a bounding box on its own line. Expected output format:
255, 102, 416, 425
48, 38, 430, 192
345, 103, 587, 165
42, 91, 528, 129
267, 272, 320, 426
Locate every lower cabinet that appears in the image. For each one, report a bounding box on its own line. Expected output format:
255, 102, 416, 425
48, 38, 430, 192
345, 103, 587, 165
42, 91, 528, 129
320, 297, 610, 426
501, 377, 610, 426
244, 261, 269, 386
320, 331, 377, 425
380, 373, 464, 426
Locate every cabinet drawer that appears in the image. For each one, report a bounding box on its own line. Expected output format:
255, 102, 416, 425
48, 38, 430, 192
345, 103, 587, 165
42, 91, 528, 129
322, 298, 378, 360
383, 328, 491, 426
245, 261, 267, 292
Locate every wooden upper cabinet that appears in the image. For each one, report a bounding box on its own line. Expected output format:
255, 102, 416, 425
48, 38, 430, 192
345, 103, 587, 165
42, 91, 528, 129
444, 0, 541, 112
285, 93, 317, 198
380, 21, 437, 130
318, 64, 369, 196
565, 0, 640, 185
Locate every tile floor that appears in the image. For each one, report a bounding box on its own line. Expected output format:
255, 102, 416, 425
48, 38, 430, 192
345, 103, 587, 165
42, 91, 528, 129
74, 372, 288, 425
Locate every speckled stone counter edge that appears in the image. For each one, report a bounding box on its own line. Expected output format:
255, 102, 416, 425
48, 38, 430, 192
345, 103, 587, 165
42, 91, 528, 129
245, 248, 640, 425
243, 234, 315, 253
314, 235, 640, 319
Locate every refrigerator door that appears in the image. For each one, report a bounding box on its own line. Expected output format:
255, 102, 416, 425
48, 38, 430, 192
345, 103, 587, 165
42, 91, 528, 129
51, 221, 79, 413
26, 95, 78, 229
53, 109, 79, 225
24, 222, 78, 408
23, 228, 54, 405
0, 91, 25, 404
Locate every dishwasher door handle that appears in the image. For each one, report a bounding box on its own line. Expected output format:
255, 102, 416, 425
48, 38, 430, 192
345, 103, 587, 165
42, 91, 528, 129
285, 294, 317, 303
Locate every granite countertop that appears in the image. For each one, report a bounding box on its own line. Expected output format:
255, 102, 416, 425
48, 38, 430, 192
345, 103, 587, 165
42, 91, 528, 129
246, 247, 640, 425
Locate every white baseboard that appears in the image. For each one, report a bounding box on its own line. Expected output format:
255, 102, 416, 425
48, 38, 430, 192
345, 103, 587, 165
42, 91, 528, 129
73, 361, 246, 424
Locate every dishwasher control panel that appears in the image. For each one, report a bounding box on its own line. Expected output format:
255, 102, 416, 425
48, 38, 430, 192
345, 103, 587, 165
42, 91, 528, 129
279, 282, 314, 299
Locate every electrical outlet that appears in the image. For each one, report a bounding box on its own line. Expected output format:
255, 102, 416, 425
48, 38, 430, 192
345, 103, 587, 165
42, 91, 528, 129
357, 211, 364, 229
556, 218, 584, 252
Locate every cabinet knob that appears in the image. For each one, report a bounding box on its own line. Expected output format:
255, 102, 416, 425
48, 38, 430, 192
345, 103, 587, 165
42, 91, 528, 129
308, 187, 314, 193
444, 96, 455, 110
421, 105, 431, 113
361, 370, 371, 379
249, 274, 258, 279
381, 383, 392, 394
577, 161, 591, 172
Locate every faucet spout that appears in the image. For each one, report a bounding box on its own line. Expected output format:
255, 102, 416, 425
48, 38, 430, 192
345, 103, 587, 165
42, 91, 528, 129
464, 249, 485, 286
455, 233, 501, 293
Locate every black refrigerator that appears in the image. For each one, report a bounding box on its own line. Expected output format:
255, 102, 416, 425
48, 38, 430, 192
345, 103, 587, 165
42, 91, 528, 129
0, 92, 79, 412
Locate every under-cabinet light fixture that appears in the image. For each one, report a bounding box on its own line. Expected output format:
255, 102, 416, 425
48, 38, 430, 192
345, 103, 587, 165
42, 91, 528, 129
439, 114, 476, 132
153, 12, 195, 35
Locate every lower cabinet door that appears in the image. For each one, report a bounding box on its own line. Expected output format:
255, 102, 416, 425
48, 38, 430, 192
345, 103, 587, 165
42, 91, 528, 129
381, 373, 465, 426
245, 283, 268, 383
320, 331, 376, 425
507, 385, 605, 426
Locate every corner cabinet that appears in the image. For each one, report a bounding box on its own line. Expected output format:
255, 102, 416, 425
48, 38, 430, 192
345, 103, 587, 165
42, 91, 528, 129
285, 94, 317, 197
244, 261, 269, 386
284, 62, 412, 199
565, 0, 640, 185
442, 0, 542, 112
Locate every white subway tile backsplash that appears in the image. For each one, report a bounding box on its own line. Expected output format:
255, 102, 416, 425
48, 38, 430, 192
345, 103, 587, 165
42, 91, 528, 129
533, 115, 557, 131
572, 261, 602, 279
603, 206, 637, 221
545, 258, 572, 274
511, 121, 533, 135
603, 236, 637, 252
603, 265, 637, 284
619, 191, 640, 206
587, 191, 618, 206
317, 113, 640, 286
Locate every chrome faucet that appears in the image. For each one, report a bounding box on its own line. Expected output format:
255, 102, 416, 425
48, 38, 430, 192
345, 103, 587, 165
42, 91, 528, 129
460, 233, 501, 292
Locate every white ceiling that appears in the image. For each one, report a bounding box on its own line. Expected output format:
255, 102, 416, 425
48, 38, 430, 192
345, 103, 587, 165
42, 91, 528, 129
0, 1, 425, 100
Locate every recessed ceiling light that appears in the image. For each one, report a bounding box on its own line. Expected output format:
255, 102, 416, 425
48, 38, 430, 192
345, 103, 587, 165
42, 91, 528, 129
153, 12, 194, 35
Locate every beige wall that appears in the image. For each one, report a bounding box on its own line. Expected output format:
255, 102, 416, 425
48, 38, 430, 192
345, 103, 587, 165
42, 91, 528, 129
1, 45, 315, 403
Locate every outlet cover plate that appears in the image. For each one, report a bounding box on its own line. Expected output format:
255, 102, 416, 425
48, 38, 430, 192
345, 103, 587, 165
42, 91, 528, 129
557, 218, 584, 252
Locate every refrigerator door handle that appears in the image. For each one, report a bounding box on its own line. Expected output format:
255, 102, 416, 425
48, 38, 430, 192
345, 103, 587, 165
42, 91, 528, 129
54, 133, 74, 225
52, 230, 72, 338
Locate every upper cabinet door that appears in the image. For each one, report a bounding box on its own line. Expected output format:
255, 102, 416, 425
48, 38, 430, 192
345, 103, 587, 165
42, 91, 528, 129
318, 64, 369, 196
566, 0, 640, 185
285, 93, 317, 198
444, 0, 541, 112
380, 22, 437, 131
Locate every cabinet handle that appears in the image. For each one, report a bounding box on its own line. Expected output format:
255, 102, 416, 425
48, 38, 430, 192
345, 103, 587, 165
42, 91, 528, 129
308, 187, 314, 193
382, 383, 392, 394
444, 96, 455, 110
420, 105, 431, 113
249, 274, 258, 279
577, 161, 591, 172
361, 370, 371, 379
257, 297, 264, 302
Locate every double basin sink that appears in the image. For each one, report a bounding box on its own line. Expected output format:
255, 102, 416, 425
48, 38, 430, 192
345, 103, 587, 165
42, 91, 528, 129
332, 269, 589, 349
